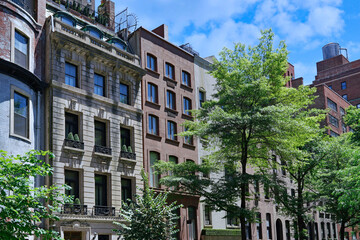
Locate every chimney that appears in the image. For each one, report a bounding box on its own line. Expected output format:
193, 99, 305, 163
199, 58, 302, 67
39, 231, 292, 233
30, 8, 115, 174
152, 24, 169, 40
98, 0, 115, 31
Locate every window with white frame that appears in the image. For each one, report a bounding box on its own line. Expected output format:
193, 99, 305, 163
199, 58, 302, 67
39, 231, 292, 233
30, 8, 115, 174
13, 91, 29, 138
14, 30, 29, 69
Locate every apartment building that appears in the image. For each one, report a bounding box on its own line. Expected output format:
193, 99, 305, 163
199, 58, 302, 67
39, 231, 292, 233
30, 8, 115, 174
44, 0, 145, 239
129, 25, 200, 240
0, 0, 47, 155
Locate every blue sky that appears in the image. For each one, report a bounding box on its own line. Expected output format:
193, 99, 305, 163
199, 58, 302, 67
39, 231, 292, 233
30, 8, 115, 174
101, 0, 360, 85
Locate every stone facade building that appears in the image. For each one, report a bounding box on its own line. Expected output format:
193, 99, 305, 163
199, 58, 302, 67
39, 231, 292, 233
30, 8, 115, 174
44, 0, 145, 239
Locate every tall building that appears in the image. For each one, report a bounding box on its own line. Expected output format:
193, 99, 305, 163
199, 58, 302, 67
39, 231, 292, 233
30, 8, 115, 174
44, 0, 145, 239
129, 25, 200, 240
0, 0, 47, 155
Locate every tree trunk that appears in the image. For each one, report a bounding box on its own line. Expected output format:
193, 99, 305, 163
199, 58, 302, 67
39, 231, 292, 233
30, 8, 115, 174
340, 221, 345, 240
297, 181, 306, 240
240, 181, 246, 240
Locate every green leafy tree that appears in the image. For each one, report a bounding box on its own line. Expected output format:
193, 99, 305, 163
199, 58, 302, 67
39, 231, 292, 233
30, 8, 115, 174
156, 29, 324, 240
0, 150, 70, 240
316, 134, 360, 240
114, 170, 182, 240
262, 135, 328, 240
344, 106, 360, 144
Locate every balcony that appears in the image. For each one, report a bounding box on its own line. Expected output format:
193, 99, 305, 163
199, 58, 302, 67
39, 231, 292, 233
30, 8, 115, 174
94, 145, 112, 156
50, 18, 140, 67
64, 139, 84, 150
62, 204, 88, 215
120, 151, 136, 160
93, 205, 115, 216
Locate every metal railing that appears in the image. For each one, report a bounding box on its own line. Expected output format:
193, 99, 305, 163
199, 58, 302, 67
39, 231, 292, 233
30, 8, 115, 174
62, 204, 88, 215
93, 205, 116, 216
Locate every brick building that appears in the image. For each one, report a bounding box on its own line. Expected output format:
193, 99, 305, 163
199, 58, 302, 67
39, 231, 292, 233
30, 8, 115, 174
129, 25, 200, 240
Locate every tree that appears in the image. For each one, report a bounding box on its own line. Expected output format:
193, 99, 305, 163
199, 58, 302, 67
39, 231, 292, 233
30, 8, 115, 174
114, 170, 182, 240
261, 135, 328, 240
157, 29, 324, 240
344, 105, 360, 144
316, 134, 360, 240
0, 150, 70, 240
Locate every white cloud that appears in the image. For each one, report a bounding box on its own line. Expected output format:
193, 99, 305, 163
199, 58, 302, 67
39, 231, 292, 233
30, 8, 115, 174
184, 20, 261, 57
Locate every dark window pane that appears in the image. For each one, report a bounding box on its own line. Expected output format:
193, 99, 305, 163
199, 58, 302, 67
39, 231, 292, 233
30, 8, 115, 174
183, 97, 191, 114
121, 127, 131, 148
95, 121, 106, 146
199, 91, 205, 107
65, 112, 79, 137
150, 152, 159, 187
95, 174, 107, 206
14, 92, 28, 138
121, 178, 132, 203
147, 54, 156, 71
167, 121, 176, 140
148, 83, 157, 103
167, 91, 175, 109
120, 83, 129, 104
148, 115, 158, 135
165, 63, 174, 79
182, 71, 190, 86
65, 170, 79, 199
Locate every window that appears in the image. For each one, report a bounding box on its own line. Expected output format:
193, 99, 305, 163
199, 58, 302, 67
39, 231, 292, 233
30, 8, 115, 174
65, 62, 78, 87
332, 223, 337, 239
257, 213, 263, 239
328, 85, 332, 90
182, 71, 190, 87
291, 189, 295, 197
148, 115, 158, 135
121, 127, 131, 148
314, 223, 319, 240
15, 30, 29, 69
285, 221, 291, 240
150, 152, 160, 188
167, 121, 177, 140
65, 170, 79, 199
166, 90, 176, 110
13, 91, 29, 138
94, 73, 105, 96
60, 15, 75, 26
94, 120, 106, 146
188, 207, 197, 240
327, 98, 337, 112
204, 205, 212, 226
329, 114, 339, 128
98, 236, 110, 240
342, 122, 347, 133
65, 112, 79, 138
340, 107, 345, 116
357, 104, 360, 109
165, 63, 174, 79
184, 126, 193, 145
120, 83, 130, 105
327, 223, 331, 238
121, 178, 132, 203
342, 94, 348, 101
148, 83, 157, 103
254, 181, 260, 206
199, 90, 205, 108
245, 218, 252, 240
147, 54, 157, 71
266, 213, 272, 239
95, 174, 108, 206
183, 97, 192, 115
341, 81, 347, 90
281, 160, 286, 175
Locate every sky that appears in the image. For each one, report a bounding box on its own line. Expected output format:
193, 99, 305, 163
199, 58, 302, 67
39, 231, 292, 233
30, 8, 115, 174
99, 0, 360, 85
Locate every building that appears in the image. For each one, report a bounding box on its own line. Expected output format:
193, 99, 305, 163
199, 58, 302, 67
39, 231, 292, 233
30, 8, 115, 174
129, 25, 200, 240
44, 0, 145, 239
0, 0, 47, 155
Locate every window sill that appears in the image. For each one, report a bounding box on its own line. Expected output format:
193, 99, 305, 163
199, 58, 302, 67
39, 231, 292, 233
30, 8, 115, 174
183, 142, 196, 150
146, 133, 162, 141
146, 68, 160, 77
119, 157, 137, 164
63, 146, 85, 153
145, 100, 161, 109
93, 151, 112, 158
165, 107, 178, 117
9, 133, 31, 143
165, 138, 180, 146
180, 84, 193, 92
164, 76, 177, 88
182, 113, 193, 120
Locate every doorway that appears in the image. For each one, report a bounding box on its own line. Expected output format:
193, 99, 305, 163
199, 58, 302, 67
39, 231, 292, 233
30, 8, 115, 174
276, 219, 283, 240
64, 231, 82, 240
